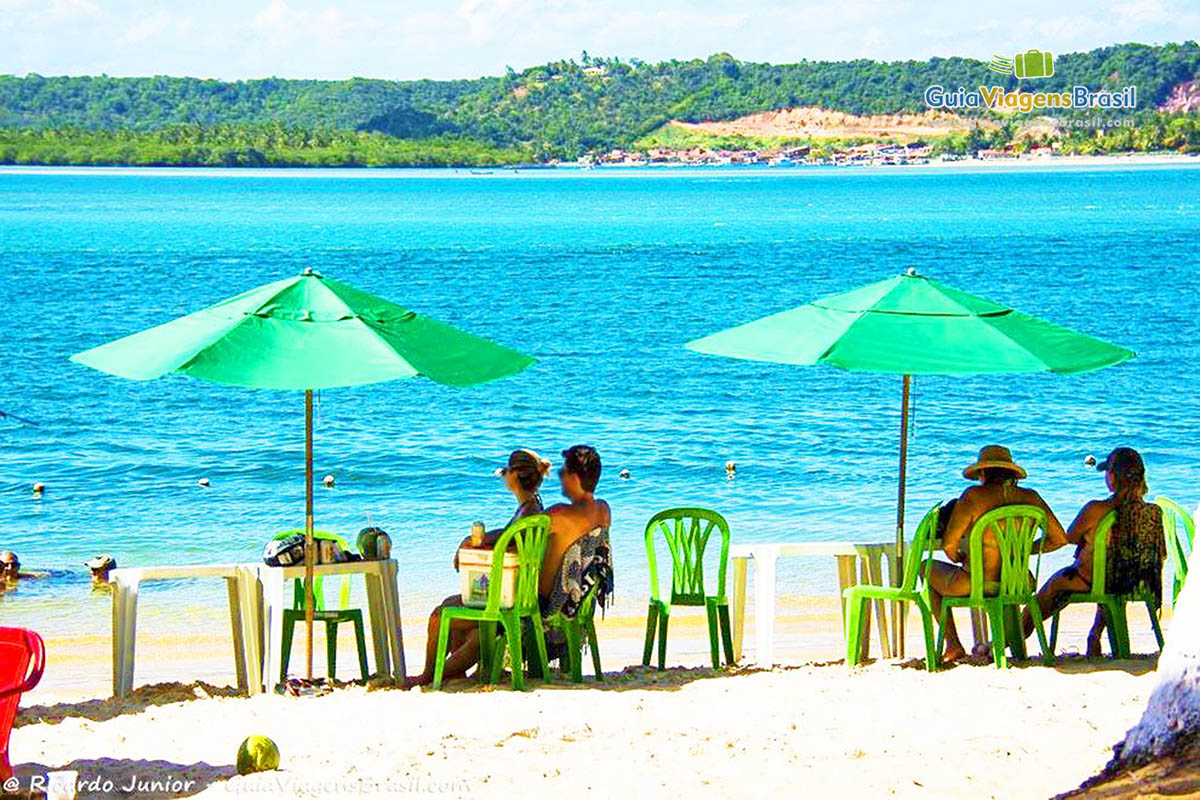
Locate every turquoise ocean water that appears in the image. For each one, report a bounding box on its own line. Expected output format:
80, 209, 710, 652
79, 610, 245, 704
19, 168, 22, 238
1, 163, 1198, 638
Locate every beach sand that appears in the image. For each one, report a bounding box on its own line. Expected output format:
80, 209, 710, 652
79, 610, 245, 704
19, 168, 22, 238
6, 598, 1168, 798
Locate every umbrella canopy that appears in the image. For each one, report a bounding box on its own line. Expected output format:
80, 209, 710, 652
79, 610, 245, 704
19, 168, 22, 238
686, 270, 1133, 375
71, 269, 533, 388
72, 268, 535, 681
685, 270, 1133, 659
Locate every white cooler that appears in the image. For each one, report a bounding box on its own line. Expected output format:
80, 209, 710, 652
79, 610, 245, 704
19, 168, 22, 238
458, 547, 520, 608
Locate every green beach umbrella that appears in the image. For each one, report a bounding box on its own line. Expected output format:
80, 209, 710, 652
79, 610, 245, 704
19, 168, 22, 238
686, 269, 1133, 654
72, 267, 534, 679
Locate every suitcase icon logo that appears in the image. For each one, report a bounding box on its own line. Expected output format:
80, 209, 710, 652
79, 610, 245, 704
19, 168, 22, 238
988, 49, 1054, 79
1014, 49, 1054, 79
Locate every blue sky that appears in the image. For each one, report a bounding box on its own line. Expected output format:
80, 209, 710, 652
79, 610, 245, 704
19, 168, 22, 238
0, 0, 1196, 80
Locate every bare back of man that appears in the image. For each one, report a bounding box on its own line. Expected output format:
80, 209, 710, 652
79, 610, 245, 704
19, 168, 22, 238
929, 481, 1067, 662
542, 497, 611, 598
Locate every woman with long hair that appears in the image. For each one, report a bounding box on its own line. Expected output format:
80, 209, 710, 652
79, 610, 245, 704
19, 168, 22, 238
407, 448, 551, 687
1026, 446, 1165, 656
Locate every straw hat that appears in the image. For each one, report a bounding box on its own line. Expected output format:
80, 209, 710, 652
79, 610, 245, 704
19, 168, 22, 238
963, 444, 1026, 481
85, 554, 116, 571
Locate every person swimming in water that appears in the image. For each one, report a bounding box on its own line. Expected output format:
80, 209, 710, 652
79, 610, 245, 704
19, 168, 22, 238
1, 550, 49, 585
86, 554, 118, 587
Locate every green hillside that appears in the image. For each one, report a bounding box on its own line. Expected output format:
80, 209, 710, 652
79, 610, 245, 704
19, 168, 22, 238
1, 42, 1198, 165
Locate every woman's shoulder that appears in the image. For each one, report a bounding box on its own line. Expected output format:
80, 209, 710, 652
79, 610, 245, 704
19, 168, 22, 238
1080, 497, 1115, 518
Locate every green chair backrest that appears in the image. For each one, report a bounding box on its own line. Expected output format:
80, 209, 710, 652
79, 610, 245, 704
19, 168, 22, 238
964, 504, 1046, 602
1154, 496, 1193, 591
1088, 512, 1117, 597
644, 508, 730, 605
272, 529, 352, 611
900, 503, 941, 593
480, 514, 551, 616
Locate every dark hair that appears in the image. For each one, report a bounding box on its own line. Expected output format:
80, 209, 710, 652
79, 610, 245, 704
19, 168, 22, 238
507, 449, 551, 493
979, 468, 1018, 486
562, 445, 601, 493
1106, 448, 1148, 508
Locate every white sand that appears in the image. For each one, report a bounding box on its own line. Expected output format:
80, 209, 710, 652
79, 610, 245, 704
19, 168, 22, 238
9, 659, 1154, 799
8, 599, 1163, 799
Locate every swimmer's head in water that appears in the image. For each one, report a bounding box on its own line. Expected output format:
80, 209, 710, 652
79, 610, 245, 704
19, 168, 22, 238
85, 554, 117, 580
0, 550, 19, 578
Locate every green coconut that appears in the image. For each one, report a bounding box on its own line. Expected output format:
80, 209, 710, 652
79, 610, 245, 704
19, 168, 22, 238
236, 735, 280, 775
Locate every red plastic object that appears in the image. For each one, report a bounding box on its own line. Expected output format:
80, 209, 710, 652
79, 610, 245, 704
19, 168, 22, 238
0, 627, 45, 780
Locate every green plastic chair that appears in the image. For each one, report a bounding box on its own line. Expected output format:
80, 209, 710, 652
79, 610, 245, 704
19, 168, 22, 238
1049, 511, 1165, 658
274, 530, 369, 683
544, 580, 603, 682
1155, 496, 1194, 607
844, 503, 941, 671
641, 508, 734, 670
432, 514, 552, 691
936, 505, 1053, 669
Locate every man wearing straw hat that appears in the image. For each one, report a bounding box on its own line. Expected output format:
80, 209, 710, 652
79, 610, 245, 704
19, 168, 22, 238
927, 445, 1068, 662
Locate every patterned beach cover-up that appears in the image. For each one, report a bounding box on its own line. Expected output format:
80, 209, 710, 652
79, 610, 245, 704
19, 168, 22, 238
1106, 500, 1166, 605
542, 527, 614, 651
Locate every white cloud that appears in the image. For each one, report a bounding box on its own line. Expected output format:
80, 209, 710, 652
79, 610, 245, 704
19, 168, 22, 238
45, 0, 100, 22
250, 0, 348, 42
123, 10, 172, 44
0, 0, 1196, 81
457, 0, 538, 44
1113, 0, 1172, 25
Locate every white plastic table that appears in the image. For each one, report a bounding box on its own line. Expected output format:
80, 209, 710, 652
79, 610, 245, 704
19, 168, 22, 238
110, 563, 258, 698
730, 542, 900, 666
732, 540, 998, 666
248, 559, 406, 693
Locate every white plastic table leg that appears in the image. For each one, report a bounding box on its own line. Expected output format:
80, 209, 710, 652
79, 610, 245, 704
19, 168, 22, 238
111, 581, 125, 697
116, 580, 140, 697
363, 569, 389, 677
865, 553, 892, 659
236, 566, 264, 695
753, 547, 778, 666
884, 551, 904, 659
382, 560, 406, 679
226, 577, 248, 693
259, 566, 286, 689
731, 556, 748, 661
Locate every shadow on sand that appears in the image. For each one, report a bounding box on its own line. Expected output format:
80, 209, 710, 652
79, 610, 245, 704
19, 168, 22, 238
849, 651, 1158, 675
11, 758, 234, 798
15, 681, 244, 728
424, 662, 775, 693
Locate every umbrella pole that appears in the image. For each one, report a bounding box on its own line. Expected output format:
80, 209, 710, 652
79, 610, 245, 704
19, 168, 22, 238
304, 389, 315, 681
894, 374, 911, 659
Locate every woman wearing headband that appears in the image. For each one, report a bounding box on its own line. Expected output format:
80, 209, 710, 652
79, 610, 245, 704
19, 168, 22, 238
408, 448, 551, 687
